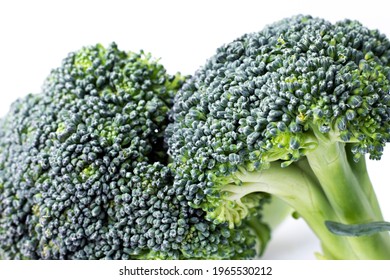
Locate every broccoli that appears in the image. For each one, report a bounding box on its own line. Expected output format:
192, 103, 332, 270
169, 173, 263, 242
1, 16, 390, 260
0, 43, 271, 260
167, 15, 390, 259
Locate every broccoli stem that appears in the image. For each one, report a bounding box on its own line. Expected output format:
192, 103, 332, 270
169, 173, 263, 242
305, 139, 390, 259
225, 163, 357, 259
223, 142, 390, 259
345, 144, 384, 219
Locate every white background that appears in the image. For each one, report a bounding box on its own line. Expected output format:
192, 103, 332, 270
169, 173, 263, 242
0, 0, 389, 260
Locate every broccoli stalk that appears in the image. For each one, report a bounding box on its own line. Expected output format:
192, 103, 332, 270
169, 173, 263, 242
221, 138, 390, 259
307, 139, 389, 259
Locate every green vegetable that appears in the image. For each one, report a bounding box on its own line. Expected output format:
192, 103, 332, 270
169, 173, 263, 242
0, 43, 273, 260
1, 15, 389, 260
0, 43, 182, 259
167, 15, 390, 259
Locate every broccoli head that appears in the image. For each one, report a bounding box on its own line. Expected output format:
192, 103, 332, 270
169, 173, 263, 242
0, 43, 270, 259
167, 15, 390, 259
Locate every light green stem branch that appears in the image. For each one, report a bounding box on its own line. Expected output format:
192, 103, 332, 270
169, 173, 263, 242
306, 140, 390, 259
223, 163, 358, 259
223, 150, 390, 259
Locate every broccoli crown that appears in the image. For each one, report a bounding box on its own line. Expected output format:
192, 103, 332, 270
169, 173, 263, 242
0, 43, 267, 260
167, 15, 390, 226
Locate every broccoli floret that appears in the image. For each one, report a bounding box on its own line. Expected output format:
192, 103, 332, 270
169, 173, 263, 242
0, 43, 183, 259
0, 43, 270, 260
167, 15, 390, 259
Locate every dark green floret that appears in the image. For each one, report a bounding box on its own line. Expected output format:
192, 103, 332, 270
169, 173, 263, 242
167, 15, 390, 259
0, 43, 180, 259
0, 43, 270, 260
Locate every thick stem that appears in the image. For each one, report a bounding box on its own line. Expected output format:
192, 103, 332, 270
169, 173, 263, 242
225, 153, 390, 259
306, 142, 374, 221
225, 163, 358, 259
306, 140, 390, 259
345, 144, 383, 219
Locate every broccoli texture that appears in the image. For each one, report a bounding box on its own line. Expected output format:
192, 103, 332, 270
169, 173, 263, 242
0, 43, 181, 259
167, 15, 390, 259
0, 43, 270, 260
1, 15, 389, 260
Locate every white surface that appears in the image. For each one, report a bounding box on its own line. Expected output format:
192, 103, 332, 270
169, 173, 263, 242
0, 0, 389, 259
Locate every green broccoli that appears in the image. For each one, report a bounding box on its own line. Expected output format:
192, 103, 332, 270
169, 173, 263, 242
0, 43, 271, 259
1, 15, 390, 260
167, 15, 390, 259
